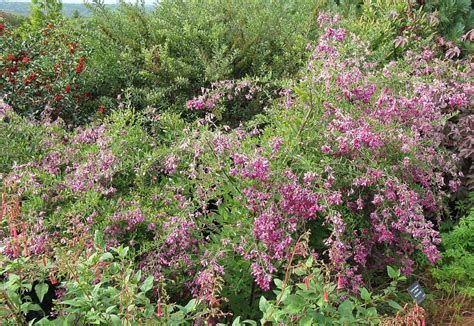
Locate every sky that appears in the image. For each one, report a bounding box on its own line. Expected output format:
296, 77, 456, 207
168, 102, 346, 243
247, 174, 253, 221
1, 0, 155, 4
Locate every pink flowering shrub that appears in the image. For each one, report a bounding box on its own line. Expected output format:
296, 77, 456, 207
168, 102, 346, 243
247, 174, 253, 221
185, 77, 284, 125
0, 12, 472, 324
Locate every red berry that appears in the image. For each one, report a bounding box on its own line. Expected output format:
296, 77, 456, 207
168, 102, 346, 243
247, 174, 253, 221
75, 57, 86, 74
97, 105, 106, 114
6, 54, 16, 61
69, 42, 77, 54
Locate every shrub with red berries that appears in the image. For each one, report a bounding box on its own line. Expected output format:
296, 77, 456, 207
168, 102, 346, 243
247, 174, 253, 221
0, 21, 90, 123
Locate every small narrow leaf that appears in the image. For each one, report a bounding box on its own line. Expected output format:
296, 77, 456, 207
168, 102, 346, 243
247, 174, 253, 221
94, 230, 105, 249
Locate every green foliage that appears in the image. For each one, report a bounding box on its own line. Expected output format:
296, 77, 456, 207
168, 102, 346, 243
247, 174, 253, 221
30, 0, 63, 29
0, 106, 65, 181
0, 259, 46, 324
0, 242, 200, 325
0, 2, 470, 324
50, 244, 158, 324
432, 202, 474, 297
0, 12, 27, 27
344, 0, 439, 62
0, 20, 91, 123
424, 0, 474, 51
80, 0, 323, 116
235, 258, 408, 325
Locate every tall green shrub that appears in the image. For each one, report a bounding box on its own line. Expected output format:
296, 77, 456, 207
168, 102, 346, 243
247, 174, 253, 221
80, 0, 324, 115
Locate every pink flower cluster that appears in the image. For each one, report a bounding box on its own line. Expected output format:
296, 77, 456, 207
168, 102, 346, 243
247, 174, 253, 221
186, 79, 262, 110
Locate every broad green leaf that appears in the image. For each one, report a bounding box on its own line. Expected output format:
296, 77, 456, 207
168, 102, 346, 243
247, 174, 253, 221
279, 286, 291, 302
388, 300, 404, 312
259, 296, 269, 313
134, 270, 142, 283
366, 307, 378, 317
360, 287, 371, 301
109, 315, 121, 326
183, 299, 197, 312
273, 278, 283, 289
21, 302, 43, 313
285, 294, 305, 314
9, 291, 21, 306
100, 252, 114, 261
299, 315, 314, 326
140, 276, 154, 293
387, 266, 399, 279
35, 283, 49, 303
338, 300, 354, 319
294, 268, 306, 276
242, 320, 257, 326
60, 299, 83, 307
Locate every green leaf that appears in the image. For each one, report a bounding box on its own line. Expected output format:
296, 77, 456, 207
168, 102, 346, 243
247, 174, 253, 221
109, 315, 121, 326
285, 294, 305, 314
388, 300, 404, 311
387, 266, 399, 279
100, 252, 114, 261
360, 287, 371, 301
8, 291, 21, 306
366, 307, 378, 317
294, 268, 306, 276
21, 302, 43, 313
259, 296, 269, 313
35, 283, 49, 303
242, 321, 257, 326
338, 300, 354, 319
140, 276, 154, 293
92, 283, 102, 298
273, 278, 283, 289
232, 316, 241, 326
279, 286, 291, 302
94, 230, 105, 249
105, 305, 117, 314
183, 299, 197, 313
134, 270, 142, 284
299, 315, 314, 326
60, 299, 83, 307
28, 303, 43, 312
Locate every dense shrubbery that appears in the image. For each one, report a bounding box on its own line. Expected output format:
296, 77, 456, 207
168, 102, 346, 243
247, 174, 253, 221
0, 0, 473, 324
428, 195, 474, 323
78, 0, 323, 118
424, 0, 474, 53
1, 21, 91, 123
